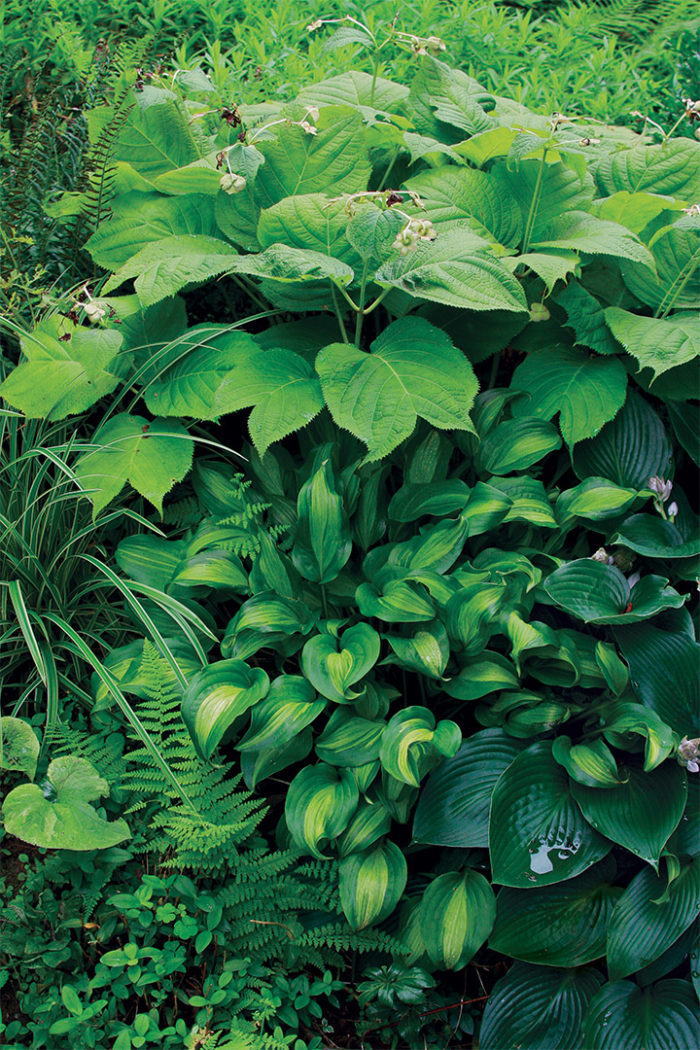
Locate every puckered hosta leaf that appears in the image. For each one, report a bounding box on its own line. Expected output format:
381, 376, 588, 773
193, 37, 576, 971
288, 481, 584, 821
420, 870, 496, 969
543, 559, 686, 625
285, 764, 359, 857
75, 412, 193, 516
489, 741, 611, 888
490, 860, 622, 967
375, 228, 528, 312
594, 139, 700, 200
316, 317, 478, 460
615, 623, 699, 736
604, 308, 700, 378
479, 962, 603, 1050
612, 514, 700, 560
0, 317, 125, 420
406, 167, 522, 246
511, 345, 627, 445
104, 234, 237, 306
557, 280, 620, 355
339, 840, 407, 929
622, 216, 700, 312
606, 862, 700, 981
86, 192, 217, 269
573, 389, 673, 488
582, 979, 700, 1050
145, 330, 259, 419
533, 212, 653, 267
491, 159, 595, 247
181, 659, 270, 761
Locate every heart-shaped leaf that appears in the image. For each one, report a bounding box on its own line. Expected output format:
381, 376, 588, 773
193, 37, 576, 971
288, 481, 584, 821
582, 979, 700, 1050
237, 675, 324, 752
0, 717, 40, 778
301, 623, 380, 702
379, 706, 461, 788
285, 764, 359, 858
181, 660, 270, 760
543, 560, 685, 625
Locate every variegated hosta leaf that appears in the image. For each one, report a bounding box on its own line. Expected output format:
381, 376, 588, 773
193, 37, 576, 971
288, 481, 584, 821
301, 623, 381, 702
339, 839, 407, 929
181, 660, 270, 760
285, 764, 359, 857
379, 706, 461, 787
419, 869, 496, 969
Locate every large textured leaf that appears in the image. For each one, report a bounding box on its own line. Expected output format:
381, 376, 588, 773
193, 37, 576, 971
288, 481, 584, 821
114, 92, 200, 179
406, 167, 522, 246
75, 413, 193, 516
612, 515, 700, 560
573, 390, 673, 488
375, 228, 528, 312
181, 660, 270, 760
533, 213, 653, 266
489, 741, 610, 888
291, 459, 352, 583
0, 317, 125, 420
606, 862, 700, 980
419, 870, 496, 969
582, 979, 700, 1050
413, 729, 524, 848
622, 219, 700, 312
557, 280, 620, 356
511, 346, 627, 445
615, 624, 700, 735
104, 234, 237, 307
479, 962, 604, 1050
297, 70, 408, 117
257, 193, 359, 263
0, 717, 40, 779
543, 560, 685, 625
605, 308, 700, 378
491, 159, 594, 248
316, 317, 478, 460
594, 139, 700, 199
285, 764, 359, 858
339, 840, 407, 929
2, 757, 130, 851
86, 193, 217, 269
409, 56, 495, 141
490, 860, 622, 967
572, 763, 687, 867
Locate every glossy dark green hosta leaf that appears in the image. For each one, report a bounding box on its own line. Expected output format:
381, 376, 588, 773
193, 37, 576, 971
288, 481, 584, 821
479, 962, 604, 1050
420, 869, 496, 969
616, 624, 700, 735
582, 979, 700, 1050
612, 514, 700, 560
543, 560, 685, 625
489, 741, 610, 888
573, 390, 673, 489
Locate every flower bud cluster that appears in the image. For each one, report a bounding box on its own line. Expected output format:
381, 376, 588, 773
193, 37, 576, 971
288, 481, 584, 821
677, 736, 700, 773
648, 476, 677, 520
220, 172, 247, 194
393, 217, 437, 255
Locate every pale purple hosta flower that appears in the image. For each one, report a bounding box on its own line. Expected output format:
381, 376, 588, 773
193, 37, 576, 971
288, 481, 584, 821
649, 476, 673, 503
667, 501, 679, 522
677, 737, 700, 772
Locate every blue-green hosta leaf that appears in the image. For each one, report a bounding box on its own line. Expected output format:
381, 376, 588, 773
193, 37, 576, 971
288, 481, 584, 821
557, 280, 620, 355
315, 709, 385, 767
490, 741, 611, 888
103, 234, 237, 306
573, 389, 673, 489
594, 138, 700, 200
406, 167, 522, 245
606, 862, 700, 981
75, 413, 193, 517
601, 703, 676, 771
543, 560, 686, 625
86, 192, 217, 269
181, 659, 270, 760
419, 870, 496, 969
480, 962, 603, 1050
301, 623, 380, 703
285, 764, 359, 857
555, 477, 643, 523
475, 417, 562, 474
291, 459, 352, 583
612, 514, 700, 560
379, 706, 461, 788
490, 860, 622, 967
615, 624, 699, 735
0, 317, 125, 421
375, 228, 528, 312
582, 978, 700, 1050
605, 308, 700, 379
237, 675, 324, 752
413, 729, 524, 848
316, 317, 478, 461
572, 763, 687, 867
622, 217, 700, 312
511, 346, 628, 446
339, 840, 407, 929
2, 757, 130, 850
0, 717, 40, 778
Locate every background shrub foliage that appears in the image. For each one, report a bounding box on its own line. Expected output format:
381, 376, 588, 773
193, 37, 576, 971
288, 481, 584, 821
1, 9, 699, 1050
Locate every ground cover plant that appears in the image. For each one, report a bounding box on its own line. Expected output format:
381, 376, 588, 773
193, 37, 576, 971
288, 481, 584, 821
1, 17, 700, 1050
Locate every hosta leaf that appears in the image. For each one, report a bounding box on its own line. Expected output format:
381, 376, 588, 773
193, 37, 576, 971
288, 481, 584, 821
0, 318, 125, 421
301, 624, 381, 703
285, 764, 359, 858
406, 167, 522, 245
355, 574, 436, 623
86, 192, 217, 269
476, 417, 562, 474
602, 704, 675, 772
555, 478, 642, 523
115, 534, 186, 590
572, 763, 687, 867
291, 459, 352, 583
386, 621, 449, 680
442, 654, 520, 701
420, 870, 496, 969
315, 709, 385, 767
339, 798, 392, 857
615, 624, 699, 736
557, 280, 620, 355
0, 717, 40, 779
606, 862, 700, 981
181, 660, 270, 761
604, 308, 700, 379
240, 730, 313, 790
375, 228, 528, 312
489, 741, 610, 888
573, 390, 673, 489
75, 413, 193, 517
379, 706, 461, 788
2, 757, 130, 851
612, 514, 700, 559
552, 736, 623, 789
104, 234, 237, 307
237, 675, 324, 752
316, 317, 478, 461
543, 560, 685, 625
221, 592, 317, 660
490, 860, 623, 967
388, 480, 470, 522
511, 346, 627, 446
479, 963, 603, 1050
594, 139, 700, 199
339, 840, 407, 929
582, 979, 700, 1050
491, 476, 557, 527
413, 729, 524, 848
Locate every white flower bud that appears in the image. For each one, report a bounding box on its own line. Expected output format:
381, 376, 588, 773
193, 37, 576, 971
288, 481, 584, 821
220, 172, 247, 194
299, 120, 317, 136
307, 106, 320, 122
83, 301, 106, 323
667, 501, 678, 521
